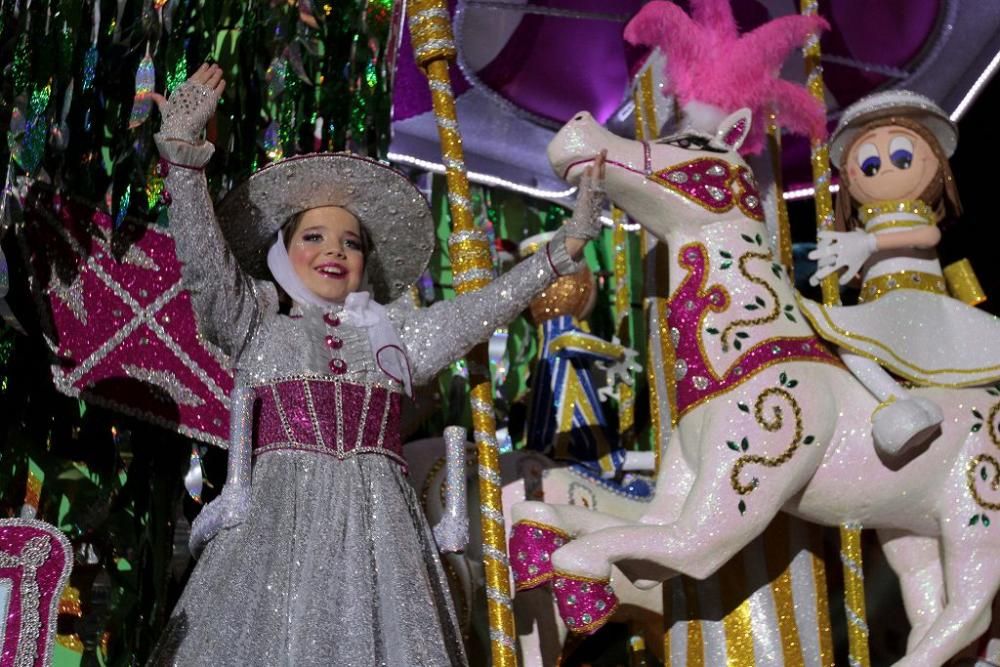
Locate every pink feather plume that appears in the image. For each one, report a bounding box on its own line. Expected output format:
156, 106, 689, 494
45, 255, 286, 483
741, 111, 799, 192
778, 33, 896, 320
624, 0, 829, 154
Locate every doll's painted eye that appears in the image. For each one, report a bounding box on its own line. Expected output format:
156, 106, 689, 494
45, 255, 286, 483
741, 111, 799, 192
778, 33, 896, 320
889, 136, 914, 169
855, 142, 881, 177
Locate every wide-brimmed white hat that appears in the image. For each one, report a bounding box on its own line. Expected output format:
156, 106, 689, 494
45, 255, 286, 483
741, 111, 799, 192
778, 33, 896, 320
216, 153, 434, 302
830, 90, 957, 167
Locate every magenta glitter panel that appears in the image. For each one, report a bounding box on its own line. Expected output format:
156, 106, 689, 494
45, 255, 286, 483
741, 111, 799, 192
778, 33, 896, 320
252, 378, 405, 468
649, 158, 765, 222
551, 571, 619, 636
0, 519, 72, 667
508, 521, 568, 592
23, 192, 233, 446
669, 243, 841, 416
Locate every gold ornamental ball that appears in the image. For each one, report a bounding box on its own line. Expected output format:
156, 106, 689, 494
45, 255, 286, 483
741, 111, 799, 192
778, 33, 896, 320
528, 267, 595, 323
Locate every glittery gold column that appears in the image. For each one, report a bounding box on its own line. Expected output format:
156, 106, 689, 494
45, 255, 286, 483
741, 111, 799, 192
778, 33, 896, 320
839, 523, 870, 667
22, 465, 42, 519
801, 2, 869, 662
633, 66, 682, 664
800, 0, 839, 308
766, 115, 795, 277
612, 207, 635, 437
406, 3, 517, 664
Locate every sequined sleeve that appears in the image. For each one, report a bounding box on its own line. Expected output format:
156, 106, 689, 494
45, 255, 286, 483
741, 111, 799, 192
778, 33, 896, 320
391, 231, 584, 386
155, 135, 277, 362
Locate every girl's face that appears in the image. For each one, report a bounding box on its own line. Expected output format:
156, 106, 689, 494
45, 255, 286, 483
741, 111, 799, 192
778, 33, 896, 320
845, 124, 939, 204
287, 206, 365, 304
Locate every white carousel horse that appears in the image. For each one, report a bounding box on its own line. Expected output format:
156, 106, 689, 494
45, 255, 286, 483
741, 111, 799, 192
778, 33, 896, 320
509, 108, 1000, 667
403, 437, 661, 666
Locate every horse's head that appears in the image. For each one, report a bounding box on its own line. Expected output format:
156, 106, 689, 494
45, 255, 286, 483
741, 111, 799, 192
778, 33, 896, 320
548, 109, 763, 240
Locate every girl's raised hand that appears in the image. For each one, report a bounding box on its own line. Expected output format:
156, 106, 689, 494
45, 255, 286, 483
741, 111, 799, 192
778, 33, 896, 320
562, 149, 608, 259
152, 63, 227, 143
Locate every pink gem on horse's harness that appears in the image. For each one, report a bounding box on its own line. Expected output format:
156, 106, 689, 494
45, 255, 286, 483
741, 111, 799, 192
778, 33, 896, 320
649, 158, 765, 222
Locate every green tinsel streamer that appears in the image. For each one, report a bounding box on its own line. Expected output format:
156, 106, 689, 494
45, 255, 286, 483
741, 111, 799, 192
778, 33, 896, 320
11, 33, 30, 94
166, 52, 188, 93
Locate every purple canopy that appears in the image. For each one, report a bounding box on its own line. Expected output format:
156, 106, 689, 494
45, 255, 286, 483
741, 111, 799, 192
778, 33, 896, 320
390, 0, 1000, 198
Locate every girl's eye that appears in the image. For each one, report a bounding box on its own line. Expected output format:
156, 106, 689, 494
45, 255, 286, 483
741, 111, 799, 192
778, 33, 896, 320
302, 232, 323, 242
889, 136, 914, 169
855, 142, 881, 177
345, 239, 362, 251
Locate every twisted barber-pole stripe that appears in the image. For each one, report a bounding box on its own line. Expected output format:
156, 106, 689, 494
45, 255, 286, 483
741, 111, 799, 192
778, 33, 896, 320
405, 3, 516, 663
801, 1, 871, 664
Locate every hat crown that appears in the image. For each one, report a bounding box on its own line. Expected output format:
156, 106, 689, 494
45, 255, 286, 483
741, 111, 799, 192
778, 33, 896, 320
830, 89, 957, 166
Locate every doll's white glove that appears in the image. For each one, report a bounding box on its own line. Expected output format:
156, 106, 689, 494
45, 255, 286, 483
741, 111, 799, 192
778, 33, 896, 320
563, 155, 607, 241
596, 340, 642, 387
189, 485, 251, 557
154, 63, 226, 143
808, 230, 878, 286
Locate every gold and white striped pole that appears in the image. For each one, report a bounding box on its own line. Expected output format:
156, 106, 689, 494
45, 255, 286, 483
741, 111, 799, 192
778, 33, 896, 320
800, 1, 870, 664
766, 113, 795, 276
406, 3, 517, 664
612, 207, 636, 439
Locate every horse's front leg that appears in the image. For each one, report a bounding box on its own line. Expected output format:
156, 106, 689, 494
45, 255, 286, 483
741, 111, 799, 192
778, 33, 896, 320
549, 375, 833, 632
509, 501, 632, 592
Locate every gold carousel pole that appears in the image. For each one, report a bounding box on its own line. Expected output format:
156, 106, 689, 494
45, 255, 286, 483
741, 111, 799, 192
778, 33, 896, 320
766, 113, 795, 277
800, 1, 871, 665
405, 3, 517, 664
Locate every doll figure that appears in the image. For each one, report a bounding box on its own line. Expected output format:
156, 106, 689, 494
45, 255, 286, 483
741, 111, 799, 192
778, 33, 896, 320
520, 232, 650, 487
800, 90, 1000, 458
146, 65, 604, 666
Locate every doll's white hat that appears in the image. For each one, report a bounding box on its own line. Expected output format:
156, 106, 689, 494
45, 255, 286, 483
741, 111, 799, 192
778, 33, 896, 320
830, 90, 957, 167
216, 153, 434, 302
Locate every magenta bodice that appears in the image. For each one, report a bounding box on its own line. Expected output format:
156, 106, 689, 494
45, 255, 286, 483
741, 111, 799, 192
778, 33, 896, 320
252, 377, 406, 469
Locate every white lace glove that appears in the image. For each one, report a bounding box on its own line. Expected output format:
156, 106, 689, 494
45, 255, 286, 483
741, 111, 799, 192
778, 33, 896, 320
153, 63, 225, 143
189, 486, 251, 557
563, 157, 606, 241
808, 230, 878, 286
189, 373, 253, 557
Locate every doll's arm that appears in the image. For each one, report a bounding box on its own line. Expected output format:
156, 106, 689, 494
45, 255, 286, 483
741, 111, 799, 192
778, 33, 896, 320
548, 330, 626, 363
809, 226, 942, 286
154, 67, 276, 360
872, 226, 941, 251
392, 228, 586, 386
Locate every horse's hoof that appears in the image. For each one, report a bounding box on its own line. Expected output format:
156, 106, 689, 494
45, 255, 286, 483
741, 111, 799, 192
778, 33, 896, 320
509, 520, 569, 591
551, 571, 618, 635
872, 397, 942, 457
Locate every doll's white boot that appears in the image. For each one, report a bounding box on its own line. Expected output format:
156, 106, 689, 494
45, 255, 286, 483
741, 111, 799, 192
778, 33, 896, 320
871, 396, 943, 458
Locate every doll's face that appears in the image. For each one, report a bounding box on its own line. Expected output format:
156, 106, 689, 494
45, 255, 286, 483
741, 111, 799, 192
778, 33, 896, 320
287, 206, 365, 303
844, 125, 939, 204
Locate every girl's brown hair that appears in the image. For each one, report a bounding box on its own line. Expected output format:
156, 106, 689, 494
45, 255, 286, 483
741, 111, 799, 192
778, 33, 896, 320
835, 115, 963, 231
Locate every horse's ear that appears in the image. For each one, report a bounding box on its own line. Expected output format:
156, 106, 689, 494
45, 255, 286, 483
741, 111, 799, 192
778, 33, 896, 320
714, 108, 752, 151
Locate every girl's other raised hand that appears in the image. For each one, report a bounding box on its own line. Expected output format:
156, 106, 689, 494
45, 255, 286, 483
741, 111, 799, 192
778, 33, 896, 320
152, 63, 227, 144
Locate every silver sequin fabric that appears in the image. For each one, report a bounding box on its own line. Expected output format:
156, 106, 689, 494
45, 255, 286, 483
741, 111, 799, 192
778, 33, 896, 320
148, 138, 580, 665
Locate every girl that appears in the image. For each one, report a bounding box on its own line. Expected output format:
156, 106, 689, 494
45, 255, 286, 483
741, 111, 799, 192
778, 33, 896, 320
800, 89, 1000, 458
147, 64, 605, 665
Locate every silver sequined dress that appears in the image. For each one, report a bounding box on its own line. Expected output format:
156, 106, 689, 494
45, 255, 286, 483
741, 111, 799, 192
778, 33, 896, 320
148, 140, 581, 666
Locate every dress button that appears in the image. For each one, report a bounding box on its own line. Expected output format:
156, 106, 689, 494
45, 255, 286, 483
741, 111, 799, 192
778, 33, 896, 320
323, 313, 341, 327
325, 335, 343, 349
328, 358, 347, 374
